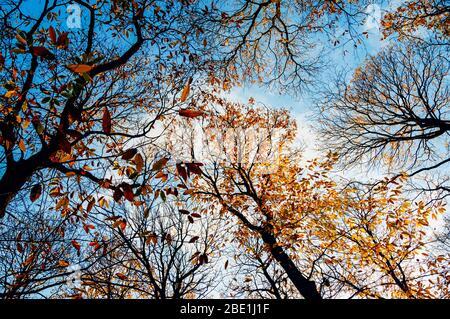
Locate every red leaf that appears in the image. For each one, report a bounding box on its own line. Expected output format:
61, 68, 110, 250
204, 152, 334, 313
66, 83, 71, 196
30, 184, 42, 202
71, 240, 81, 252
116, 273, 128, 280
178, 108, 204, 118
48, 26, 57, 44
31, 46, 55, 60
191, 213, 201, 218
57, 32, 69, 48
121, 183, 134, 201
102, 107, 112, 134
113, 188, 123, 202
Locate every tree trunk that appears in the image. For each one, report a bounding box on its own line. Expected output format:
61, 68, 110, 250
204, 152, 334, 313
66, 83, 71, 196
260, 230, 322, 300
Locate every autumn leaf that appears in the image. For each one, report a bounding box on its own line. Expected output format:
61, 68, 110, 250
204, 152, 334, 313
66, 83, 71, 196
15, 33, 27, 46
116, 273, 128, 280
71, 240, 81, 252
67, 64, 93, 74
121, 183, 134, 201
18, 139, 26, 152
178, 108, 204, 118
59, 260, 70, 267
189, 236, 199, 243
31, 46, 55, 60
102, 107, 112, 134
180, 78, 192, 102
151, 157, 169, 171
186, 162, 203, 175
121, 148, 138, 160
134, 153, 144, 172
48, 26, 57, 44
30, 184, 42, 202
179, 209, 190, 215
176, 163, 188, 182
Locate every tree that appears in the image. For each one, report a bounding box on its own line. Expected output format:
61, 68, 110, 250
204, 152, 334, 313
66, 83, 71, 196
0, 0, 215, 219
317, 41, 449, 194
181, 98, 448, 299
382, 0, 450, 44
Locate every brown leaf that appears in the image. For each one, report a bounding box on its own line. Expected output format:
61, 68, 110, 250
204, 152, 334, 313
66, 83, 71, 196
176, 163, 188, 181
59, 260, 70, 267
102, 107, 111, 134
179, 209, 190, 215
189, 236, 199, 243
134, 153, 144, 172
15, 33, 27, 46
113, 188, 123, 202
30, 184, 42, 202
121, 148, 137, 160
151, 157, 169, 171
186, 162, 203, 175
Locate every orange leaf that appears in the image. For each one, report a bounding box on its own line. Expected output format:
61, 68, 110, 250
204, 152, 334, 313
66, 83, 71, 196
180, 78, 192, 102
59, 260, 70, 267
18, 139, 26, 152
67, 64, 93, 74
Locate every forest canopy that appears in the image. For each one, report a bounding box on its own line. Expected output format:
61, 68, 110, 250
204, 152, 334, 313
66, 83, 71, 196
0, 0, 448, 299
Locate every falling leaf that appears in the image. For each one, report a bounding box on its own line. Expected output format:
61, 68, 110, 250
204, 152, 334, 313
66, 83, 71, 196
179, 209, 190, 215
30, 184, 42, 202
